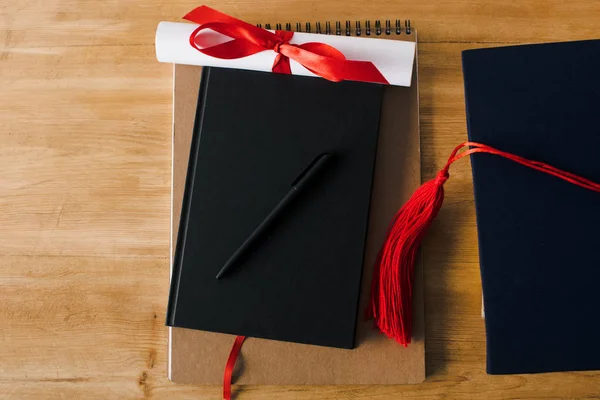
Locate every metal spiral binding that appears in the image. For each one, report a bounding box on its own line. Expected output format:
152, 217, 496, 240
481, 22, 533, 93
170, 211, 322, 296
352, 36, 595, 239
257, 19, 412, 36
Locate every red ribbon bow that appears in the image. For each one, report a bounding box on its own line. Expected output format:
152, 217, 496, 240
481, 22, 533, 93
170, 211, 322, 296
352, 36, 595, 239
183, 6, 389, 84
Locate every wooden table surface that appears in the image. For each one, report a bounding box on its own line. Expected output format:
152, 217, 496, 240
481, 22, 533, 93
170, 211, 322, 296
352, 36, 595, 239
2, 0, 600, 399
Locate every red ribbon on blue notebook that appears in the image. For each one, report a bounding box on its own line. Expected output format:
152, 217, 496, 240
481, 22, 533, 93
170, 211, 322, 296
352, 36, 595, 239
183, 5, 389, 84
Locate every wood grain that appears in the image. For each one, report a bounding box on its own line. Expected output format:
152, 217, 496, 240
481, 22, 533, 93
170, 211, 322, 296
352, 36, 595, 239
1, 0, 600, 398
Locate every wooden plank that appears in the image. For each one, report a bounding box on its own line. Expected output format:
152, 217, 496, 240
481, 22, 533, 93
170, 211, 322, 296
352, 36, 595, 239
2, 0, 600, 47
0, 256, 168, 379
0, 45, 172, 257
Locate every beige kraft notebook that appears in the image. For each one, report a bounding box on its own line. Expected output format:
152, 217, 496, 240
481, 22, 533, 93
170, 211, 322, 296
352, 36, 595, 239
168, 26, 423, 385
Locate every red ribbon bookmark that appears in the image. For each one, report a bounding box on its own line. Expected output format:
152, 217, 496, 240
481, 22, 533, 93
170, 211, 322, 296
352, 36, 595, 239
183, 6, 389, 84
223, 335, 246, 400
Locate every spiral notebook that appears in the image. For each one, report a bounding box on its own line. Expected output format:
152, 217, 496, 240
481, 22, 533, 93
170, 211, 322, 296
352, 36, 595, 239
169, 21, 424, 384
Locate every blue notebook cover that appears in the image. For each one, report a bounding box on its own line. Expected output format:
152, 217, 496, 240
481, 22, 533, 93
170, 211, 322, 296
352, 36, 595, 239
462, 40, 600, 374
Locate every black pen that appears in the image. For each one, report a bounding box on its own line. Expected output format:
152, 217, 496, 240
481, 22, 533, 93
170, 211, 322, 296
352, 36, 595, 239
216, 153, 332, 279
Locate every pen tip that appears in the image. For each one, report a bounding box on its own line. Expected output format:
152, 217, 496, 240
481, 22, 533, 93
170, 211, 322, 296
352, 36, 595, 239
216, 272, 223, 279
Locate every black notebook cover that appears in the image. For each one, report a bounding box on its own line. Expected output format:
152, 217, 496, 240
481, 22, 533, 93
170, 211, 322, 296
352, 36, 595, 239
462, 40, 600, 374
167, 67, 384, 349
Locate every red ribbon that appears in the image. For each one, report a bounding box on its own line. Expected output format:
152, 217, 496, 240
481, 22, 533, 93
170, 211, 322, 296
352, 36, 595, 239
183, 6, 389, 84
223, 335, 246, 400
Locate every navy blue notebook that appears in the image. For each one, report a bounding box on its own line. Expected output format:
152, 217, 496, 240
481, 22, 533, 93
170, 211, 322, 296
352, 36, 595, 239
462, 40, 600, 374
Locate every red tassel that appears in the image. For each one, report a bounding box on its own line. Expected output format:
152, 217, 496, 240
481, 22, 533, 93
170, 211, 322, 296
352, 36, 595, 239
369, 141, 600, 346
369, 167, 449, 346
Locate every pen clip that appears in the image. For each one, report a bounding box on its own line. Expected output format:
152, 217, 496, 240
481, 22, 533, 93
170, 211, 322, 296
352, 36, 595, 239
291, 153, 332, 189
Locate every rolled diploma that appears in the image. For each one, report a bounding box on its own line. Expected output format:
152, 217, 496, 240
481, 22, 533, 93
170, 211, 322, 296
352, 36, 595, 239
155, 21, 415, 87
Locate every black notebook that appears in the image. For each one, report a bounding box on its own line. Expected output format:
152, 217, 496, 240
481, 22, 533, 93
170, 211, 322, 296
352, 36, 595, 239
167, 67, 384, 349
463, 40, 600, 374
